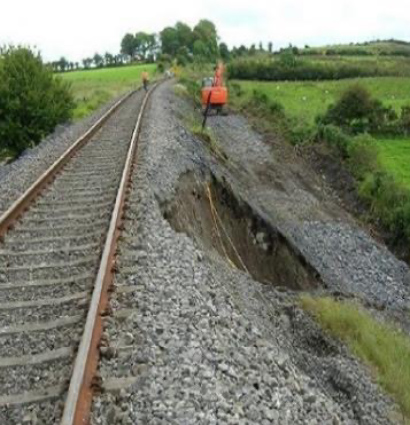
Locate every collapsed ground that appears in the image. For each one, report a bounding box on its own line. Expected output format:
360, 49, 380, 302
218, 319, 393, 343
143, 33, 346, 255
88, 80, 409, 424
0, 78, 407, 423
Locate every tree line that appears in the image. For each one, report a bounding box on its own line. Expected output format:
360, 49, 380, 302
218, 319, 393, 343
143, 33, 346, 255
50, 19, 276, 72
49, 52, 131, 72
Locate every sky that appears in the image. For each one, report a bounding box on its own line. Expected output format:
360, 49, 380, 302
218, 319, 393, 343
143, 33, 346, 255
1, 0, 409, 62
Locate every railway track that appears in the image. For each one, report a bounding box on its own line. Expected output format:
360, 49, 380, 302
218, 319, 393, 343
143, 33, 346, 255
0, 85, 155, 425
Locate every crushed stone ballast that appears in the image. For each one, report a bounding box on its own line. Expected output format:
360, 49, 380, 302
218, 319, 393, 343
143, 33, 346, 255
0, 84, 158, 425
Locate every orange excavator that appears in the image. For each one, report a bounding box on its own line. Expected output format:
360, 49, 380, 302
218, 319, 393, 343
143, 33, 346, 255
201, 62, 228, 122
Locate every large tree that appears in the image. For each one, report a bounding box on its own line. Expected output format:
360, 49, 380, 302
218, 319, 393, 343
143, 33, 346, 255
161, 25, 193, 63
160, 27, 179, 56
134, 32, 157, 60
192, 20, 218, 61
126, 19, 221, 63
175, 22, 194, 51
219, 42, 230, 61
82, 57, 93, 69
104, 52, 114, 66
57, 56, 68, 72
93, 53, 104, 68
121, 33, 136, 59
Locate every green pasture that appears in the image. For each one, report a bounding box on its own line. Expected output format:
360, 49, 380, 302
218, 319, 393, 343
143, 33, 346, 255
302, 40, 410, 57
233, 77, 410, 189
375, 137, 410, 187
61, 63, 157, 119
233, 77, 410, 126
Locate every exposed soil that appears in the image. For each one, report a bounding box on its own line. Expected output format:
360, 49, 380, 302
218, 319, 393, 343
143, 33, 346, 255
304, 144, 367, 215
163, 171, 322, 291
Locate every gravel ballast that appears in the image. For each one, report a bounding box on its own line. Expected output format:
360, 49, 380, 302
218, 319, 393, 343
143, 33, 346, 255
0, 90, 136, 216
91, 81, 402, 424
0, 90, 147, 424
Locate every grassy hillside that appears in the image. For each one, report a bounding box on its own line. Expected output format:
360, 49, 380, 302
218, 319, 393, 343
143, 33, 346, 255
232, 77, 410, 190
375, 137, 410, 187
61, 63, 157, 119
301, 40, 410, 57
233, 77, 410, 125
228, 54, 410, 82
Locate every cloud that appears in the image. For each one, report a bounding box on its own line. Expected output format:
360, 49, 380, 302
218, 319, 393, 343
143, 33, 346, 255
1, 0, 409, 61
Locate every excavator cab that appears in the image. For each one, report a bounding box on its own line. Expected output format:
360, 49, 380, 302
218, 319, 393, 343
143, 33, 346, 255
201, 63, 228, 115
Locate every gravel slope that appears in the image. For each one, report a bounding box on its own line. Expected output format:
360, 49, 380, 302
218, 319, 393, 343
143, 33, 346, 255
207, 113, 410, 310
91, 81, 400, 424
0, 90, 145, 424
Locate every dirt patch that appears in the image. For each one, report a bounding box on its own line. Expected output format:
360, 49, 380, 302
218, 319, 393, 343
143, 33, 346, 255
162, 172, 323, 291
304, 145, 365, 214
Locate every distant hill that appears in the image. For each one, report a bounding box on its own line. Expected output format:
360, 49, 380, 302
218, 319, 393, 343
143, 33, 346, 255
300, 39, 410, 57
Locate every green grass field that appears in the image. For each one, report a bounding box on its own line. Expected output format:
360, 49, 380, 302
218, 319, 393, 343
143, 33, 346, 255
233, 77, 410, 189
61, 63, 157, 120
375, 137, 410, 186
234, 77, 410, 126
302, 40, 410, 57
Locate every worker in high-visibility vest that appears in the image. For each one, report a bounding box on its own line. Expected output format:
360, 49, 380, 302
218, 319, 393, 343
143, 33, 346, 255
141, 70, 149, 91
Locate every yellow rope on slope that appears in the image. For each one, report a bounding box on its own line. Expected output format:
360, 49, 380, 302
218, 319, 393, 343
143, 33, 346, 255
206, 183, 249, 274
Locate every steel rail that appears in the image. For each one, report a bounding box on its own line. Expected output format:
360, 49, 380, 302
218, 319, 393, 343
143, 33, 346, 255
60, 83, 157, 425
0, 90, 136, 238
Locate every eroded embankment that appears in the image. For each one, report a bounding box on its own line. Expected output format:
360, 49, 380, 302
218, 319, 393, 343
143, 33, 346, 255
162, 171, 323, 291
90, 80, 399, 425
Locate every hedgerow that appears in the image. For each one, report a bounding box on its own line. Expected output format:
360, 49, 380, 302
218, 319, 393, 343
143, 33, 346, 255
227, 58, 395, 81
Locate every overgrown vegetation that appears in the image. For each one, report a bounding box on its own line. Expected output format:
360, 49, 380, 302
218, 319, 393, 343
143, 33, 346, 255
315, 86, 410, 246
173, 78, 228, 161
230, 77, 410, 255
301, 296, 410, 423
160, 20, 219, 65
233, 77, 410, 126
318, 84, 396, 134
189, 122, 228, 162
0, 47, 74, 158
227, 55, 410, 82
300, 39, 410, 58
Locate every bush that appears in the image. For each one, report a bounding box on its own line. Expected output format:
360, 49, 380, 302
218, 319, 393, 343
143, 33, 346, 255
320, 84, 395, 134
399, 106, 410, 135
249, 89, 285, 117
288, 120, 315, 145
228, 82, 244, 98
316, 124, 351, 156
0, 47, 74, 156
358, 170, 410, 240
347, 134, 379, 179
178, 77, 201, 106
